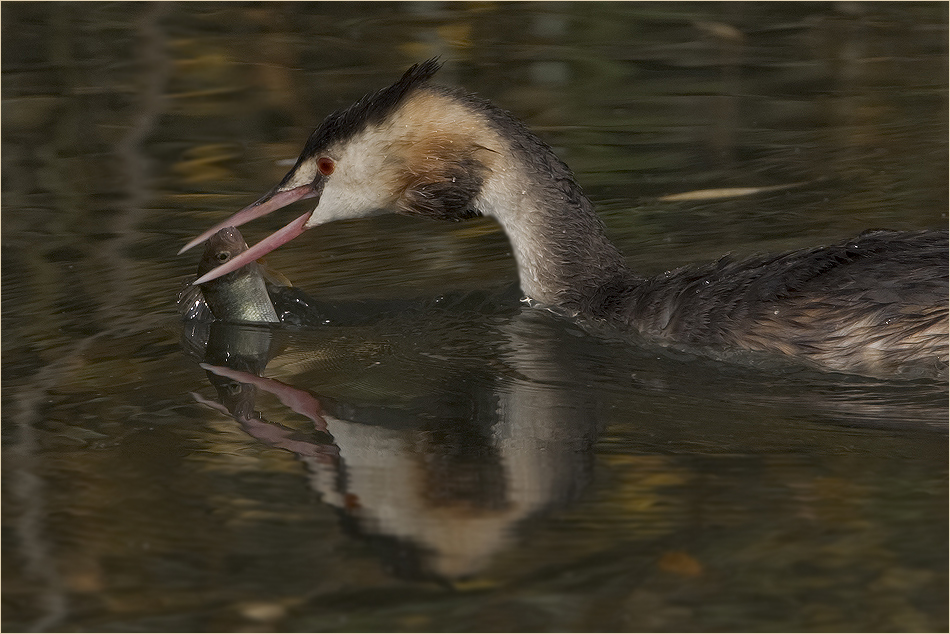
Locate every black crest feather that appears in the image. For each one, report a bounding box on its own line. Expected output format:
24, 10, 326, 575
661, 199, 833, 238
299, 59, 443, 160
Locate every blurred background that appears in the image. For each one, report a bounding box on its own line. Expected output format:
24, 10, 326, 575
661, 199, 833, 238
2, 2, 947, 631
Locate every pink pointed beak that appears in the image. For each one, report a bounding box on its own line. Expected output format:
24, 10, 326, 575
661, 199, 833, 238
181, 184, 318, 285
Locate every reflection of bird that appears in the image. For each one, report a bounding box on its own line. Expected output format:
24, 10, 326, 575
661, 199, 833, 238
181, 60, 948, 378
199, 331, 599, 583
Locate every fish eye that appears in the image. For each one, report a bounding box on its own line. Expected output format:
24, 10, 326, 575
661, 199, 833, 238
215, 251, 231, 262
317, 157, 335, 176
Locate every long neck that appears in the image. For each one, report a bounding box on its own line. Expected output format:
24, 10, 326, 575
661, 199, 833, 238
471, 105, 632, 315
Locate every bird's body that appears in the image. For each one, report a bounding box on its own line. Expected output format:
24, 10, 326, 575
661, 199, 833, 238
614, 229, 947, 377
182, 61, 948, 379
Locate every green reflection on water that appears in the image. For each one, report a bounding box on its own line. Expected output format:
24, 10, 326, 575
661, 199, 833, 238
3, 2, 946, 632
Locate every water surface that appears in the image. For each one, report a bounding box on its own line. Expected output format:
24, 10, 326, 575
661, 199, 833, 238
3, 3, 947, 632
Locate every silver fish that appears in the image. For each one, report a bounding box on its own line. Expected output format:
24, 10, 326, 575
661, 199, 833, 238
187, 227, 280, 323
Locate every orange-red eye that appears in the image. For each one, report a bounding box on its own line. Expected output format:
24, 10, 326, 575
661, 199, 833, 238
317, 157, 335, 176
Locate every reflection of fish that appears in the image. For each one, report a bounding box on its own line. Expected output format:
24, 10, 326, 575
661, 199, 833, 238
194, 227, 280, 323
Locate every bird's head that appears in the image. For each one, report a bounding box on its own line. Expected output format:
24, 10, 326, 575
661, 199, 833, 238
183, 60, 502, 284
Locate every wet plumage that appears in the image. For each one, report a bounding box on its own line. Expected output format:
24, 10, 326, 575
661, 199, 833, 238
615, 230, 948, 377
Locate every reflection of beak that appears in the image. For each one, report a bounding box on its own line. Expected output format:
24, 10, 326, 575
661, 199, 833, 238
199, 362, 327, 431
180, 184, 318, 285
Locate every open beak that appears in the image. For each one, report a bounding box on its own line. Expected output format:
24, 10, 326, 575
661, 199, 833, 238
181, 184, 318, 285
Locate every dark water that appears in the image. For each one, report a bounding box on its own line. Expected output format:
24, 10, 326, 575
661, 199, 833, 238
3, 3, 947, 632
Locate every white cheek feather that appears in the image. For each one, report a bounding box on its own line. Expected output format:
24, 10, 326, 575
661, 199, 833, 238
280, 158, 318, 191
305, 127, 401, 228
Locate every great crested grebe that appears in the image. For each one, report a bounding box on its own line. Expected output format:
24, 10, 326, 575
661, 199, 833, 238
181, 60, 948, 378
